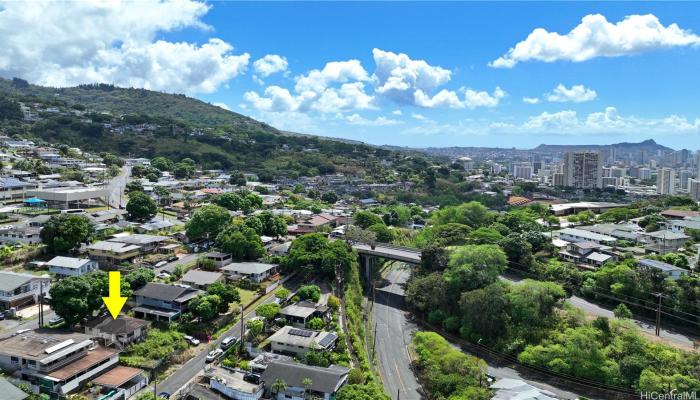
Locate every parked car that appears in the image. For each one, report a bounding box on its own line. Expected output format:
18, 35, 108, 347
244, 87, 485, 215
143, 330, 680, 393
158, 392, 171, 399
206, 348, 224, 363
167, 255, 178, 262
184, 335, 200, 346
154, 261, 167, 268
220, 336, 238, 350
48, 316, 64, 325
0, 312, 6, 320
243, 373, 261, 384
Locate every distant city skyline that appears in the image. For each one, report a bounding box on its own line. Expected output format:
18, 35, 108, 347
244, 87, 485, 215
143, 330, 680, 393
1, 1, 699, 148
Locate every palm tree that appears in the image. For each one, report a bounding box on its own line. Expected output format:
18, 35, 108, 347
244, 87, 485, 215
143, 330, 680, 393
271, 378, 287, 396
302, 377, 313, 399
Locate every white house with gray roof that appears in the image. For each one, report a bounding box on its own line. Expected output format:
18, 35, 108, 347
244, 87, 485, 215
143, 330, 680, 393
221, 262, 277, 283
0, 272, 50, 311
46, 256, 98, 278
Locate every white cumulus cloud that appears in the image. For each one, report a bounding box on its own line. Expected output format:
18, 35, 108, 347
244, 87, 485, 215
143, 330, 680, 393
253, 54, 288, 77
344, 113, 402, 126
490, 14, 700, 68
294, 60, 369, 93
545, 84, 597, 103
0, 0, 250, 94
414, 87, 505, 109
522, 97, 541, 104
373, 48, 452, 105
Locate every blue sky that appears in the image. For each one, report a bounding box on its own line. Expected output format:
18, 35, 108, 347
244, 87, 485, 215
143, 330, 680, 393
2, 1, 700, 149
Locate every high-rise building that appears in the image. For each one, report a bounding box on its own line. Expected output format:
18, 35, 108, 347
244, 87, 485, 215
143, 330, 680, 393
562, 151, 603, 189
690, 179, 700, 202
512, 162, 533, 180
680, 170, 692, 192
639, 167, 652, 181
656, 168, 676, 195
553, 173, 565, 187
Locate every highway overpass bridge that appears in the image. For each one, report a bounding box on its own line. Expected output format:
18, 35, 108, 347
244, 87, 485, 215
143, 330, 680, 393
351, 242, 421, 279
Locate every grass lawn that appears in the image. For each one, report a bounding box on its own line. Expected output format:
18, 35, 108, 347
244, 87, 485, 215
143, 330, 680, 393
239, 289, 257, 307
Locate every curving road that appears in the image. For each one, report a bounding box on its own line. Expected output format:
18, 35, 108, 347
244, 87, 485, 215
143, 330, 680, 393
373, 267, 422, 400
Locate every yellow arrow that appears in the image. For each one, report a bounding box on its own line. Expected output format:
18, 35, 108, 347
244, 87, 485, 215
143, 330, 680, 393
102, 271, 127, 319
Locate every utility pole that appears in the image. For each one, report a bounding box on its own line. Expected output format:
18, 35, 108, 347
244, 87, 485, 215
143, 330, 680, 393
239, 307, 245, 356
653, 292, 663, 336
372, 321, 377, 355
38, 280, 44, 328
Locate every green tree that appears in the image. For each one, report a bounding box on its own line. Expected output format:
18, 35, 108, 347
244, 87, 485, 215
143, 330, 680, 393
271, 379, 287, 395
125, 268, 155, 290
215, 224, 264, 261
40, 214, 94, 254
126, 191, 157, 221
190, 294, 221, 321
336, 384, 389, 400
353, 211, 383, 229
186, 204, 231, 239
125, 180, 143, 193
208, 282, 241, 313
150, 156, 174, 171
282, 234, 353, 278
613, 303, 633, 319
256, 303, 281, 320
296, 285, 321, 302
444, 244, 507, 298
247, 318, 264, 337
368, 223, 394, 243
0, 98, 23, 120
307, 317, 325, 330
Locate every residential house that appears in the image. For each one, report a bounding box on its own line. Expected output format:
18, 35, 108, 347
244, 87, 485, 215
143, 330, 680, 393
268, 326, 338, 357
0, 330, 119, 397
664, 218, 700, 234
640, 230, 690, 254
86, 241, 141, 265
261, 360, 349, 400
206, 366, 264, 400
558, 242, 615, 269
638, 259, 689, 280
0, 177, 37, 201
268, 241, 291, 256
91, 366, 149, 400
132, 283, 203, 322
279, 301, 331, 328
558, 228, 617, 246
221, 262, 277, 283
0, 272, 50, 311
180, 270, 224, 290
85, 315, 150, 348
579, 223, 642, 242
107, 234, 169, 254
0, 226, 42, 245
46, 256, 99, 278
205, 252, 232, 268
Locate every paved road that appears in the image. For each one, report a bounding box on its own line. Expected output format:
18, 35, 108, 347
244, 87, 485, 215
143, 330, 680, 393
0, 309, 56, 339
157, 253, 199, 274
373, 267, 422, 400
156, 277, 299, 395
106, 165, 130, 208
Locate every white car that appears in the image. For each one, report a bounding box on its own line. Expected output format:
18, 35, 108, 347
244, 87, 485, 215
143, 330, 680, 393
184, 335, 200, 346
48, 316, 64, 325
206, 348, 224, 363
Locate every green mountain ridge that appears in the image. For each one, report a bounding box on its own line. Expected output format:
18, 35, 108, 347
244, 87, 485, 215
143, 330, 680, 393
0, 78, 405, 179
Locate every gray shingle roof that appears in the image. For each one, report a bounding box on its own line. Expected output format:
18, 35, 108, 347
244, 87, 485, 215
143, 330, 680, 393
134, 283, 190, 301
0, 272, 39, 292
0, 377, 28, 400
261, 360, 348, 394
